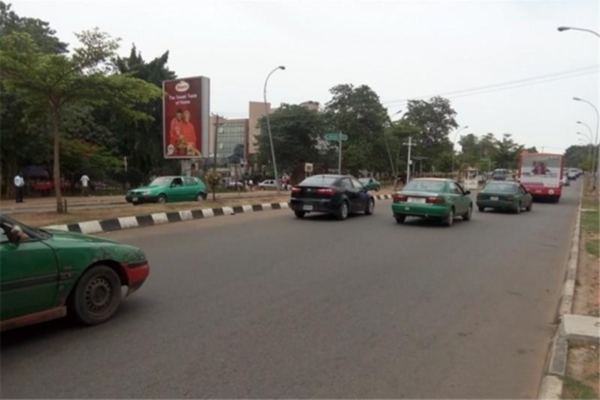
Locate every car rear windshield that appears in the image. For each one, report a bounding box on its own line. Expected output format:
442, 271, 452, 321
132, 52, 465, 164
300, 176, 338, 186
403, 180, 446, 192
484, 183, 517, 193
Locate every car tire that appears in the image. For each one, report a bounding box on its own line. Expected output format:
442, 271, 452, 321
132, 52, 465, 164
463, 204, 473, 221
336, 201, 349, 220
515, 203, 521, 214
157, 194, 167, 204
443, 208, 454, 227
294, 211, 306, 219
526, 202, 532, 212
478, 206, 485, 212
365, 198, 375, 215
395, 215, 406, 224
69, 265, 122, 326
195, 193, 204, 202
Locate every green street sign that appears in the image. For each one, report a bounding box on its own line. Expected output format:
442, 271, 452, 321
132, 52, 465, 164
324, 133, 348, 142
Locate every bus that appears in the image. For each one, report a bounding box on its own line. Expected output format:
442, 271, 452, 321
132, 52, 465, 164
518, 152, 564, 203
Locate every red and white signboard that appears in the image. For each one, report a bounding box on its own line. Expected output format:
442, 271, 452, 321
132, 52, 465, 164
162, 76, 210, 159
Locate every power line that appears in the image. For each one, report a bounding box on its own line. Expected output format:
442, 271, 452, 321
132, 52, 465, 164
382, 65, 600, 105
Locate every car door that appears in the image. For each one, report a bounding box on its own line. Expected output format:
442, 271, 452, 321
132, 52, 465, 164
338, 178, 358, 211
183, 177, 198, 201
448, 181, 467, 214
456, 182, 472, 213
0, 227, 59, 322
520, 184, 532, 207
351, 178, 369, 210
168, 177, 186, 201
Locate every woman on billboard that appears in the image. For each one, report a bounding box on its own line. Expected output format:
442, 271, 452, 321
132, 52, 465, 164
168, 109, 201, 157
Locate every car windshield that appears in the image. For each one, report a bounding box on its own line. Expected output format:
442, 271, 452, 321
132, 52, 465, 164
0, 216, 50, 240
149, 177, 172, 187
359, 178, 372, 183
300, 176, 338, 186
403, 180, 446, 193
484, 183, 518, 193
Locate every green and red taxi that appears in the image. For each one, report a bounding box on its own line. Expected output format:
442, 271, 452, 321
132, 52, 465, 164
126, 176, 207, 205
392, 178, 473, 227
0, 216, 149, 331
476, 181, 533, 214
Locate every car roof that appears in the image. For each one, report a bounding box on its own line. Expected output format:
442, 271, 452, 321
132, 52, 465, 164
486, 180, 518, 185
412, 178, 451, 182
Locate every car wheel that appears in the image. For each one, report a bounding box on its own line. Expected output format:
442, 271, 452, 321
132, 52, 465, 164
526, 201, 532, 212
294, 211, 306, 219
443, 208, 454, 227
478, 206, 485, 212
157, 194, 167, 204
463, 204, 473, 221
395, 215, 406, 224
365, 198, 375, 215
515, 203, 521, 214
195, 193, 204, 202
336, 201, 349, 220
69, 265, 122, 326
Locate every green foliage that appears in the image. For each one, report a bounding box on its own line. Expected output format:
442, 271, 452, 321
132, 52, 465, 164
492, 134, 523, 169
205, 170, 222, 201
565, 145, 598, 171
324, 84, 389, 174
257, 104, 327, 179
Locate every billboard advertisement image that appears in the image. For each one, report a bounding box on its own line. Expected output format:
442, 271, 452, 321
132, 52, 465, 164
163, 76, 210, 159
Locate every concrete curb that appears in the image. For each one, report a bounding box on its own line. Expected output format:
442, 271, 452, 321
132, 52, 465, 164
537, 190, 583, 399
42, 194, 395, 234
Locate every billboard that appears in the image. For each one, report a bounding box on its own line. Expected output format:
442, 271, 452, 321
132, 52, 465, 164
163, 76, 210, 159
519, 153, 563, 187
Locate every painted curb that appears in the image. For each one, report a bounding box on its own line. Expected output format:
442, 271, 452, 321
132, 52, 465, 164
537, 187, 583, 399
41, 194, 394, 234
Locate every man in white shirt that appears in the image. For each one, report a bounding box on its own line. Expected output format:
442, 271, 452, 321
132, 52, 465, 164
80, 174, 90, 196
14, 173, 24, 203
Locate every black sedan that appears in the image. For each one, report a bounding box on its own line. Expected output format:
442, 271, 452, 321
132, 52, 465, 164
290, 175, 375, 220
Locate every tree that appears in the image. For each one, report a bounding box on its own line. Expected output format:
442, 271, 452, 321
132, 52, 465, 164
0, 30, 162, 212
257, 104, 326, 182
565, 144, 598, 171
457, 133, 481, 170
491, 134, 523, 169
324, 84, 389, 175
403, 96, 458, 172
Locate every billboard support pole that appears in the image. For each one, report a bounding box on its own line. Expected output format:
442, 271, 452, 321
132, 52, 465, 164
213, 115, 219, 174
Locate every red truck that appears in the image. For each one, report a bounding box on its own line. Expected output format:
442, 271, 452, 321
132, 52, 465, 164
518, 152, 564, 203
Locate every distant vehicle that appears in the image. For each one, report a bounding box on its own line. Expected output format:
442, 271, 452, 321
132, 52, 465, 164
0, 215, 149, 331
359, 177, 380, 191
290, 174, 375, 220
518, 153, 564, 203
562, 176, 570, 187
491, 169, 509, 181
126, 176, 207, 205
258, 179, 278, 190
477, 181, 533, 214
567, 168, 579, 180
227, 181, 245, 189
392, 178, 473, 227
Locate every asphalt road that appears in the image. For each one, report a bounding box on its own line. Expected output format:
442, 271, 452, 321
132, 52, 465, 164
1, 181, 582, 398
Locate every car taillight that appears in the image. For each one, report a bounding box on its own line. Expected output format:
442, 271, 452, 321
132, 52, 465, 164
291, 187, 302, 195
392, 194, 407, 203
317, 188, 336, 196
426, 196, 445, 204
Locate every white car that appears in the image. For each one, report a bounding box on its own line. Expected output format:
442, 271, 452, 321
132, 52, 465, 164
258, 180, 278, 190
562, 176, 570, 187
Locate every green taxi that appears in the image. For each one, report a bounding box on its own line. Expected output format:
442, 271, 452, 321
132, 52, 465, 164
392, 178, 473, 227
359, 177, 381, 191
0, 216, 149, 331
476, 181, 532, 214
126, 176, 207, 205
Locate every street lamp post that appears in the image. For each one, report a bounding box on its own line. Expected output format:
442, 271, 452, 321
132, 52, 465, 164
263, 65, 285, 193
558, 26, 600, 38
573, 97, 600, 189
577, 121, 596, 173
451, 125, 469, 176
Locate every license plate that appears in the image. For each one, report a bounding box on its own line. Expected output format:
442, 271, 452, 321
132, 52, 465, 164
132, 197, 138, 202
303, 205, 313, 211
490, 196, 499, 201
408, 197, 426, 203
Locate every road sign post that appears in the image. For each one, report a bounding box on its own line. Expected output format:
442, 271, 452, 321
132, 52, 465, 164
325, 133, 348, 174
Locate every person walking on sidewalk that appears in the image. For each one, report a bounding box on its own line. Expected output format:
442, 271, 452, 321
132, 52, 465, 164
14, 173, 24, 203
80, 174, 90, 196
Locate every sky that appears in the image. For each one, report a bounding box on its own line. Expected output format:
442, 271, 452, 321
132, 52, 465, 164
11, 0, 600, 153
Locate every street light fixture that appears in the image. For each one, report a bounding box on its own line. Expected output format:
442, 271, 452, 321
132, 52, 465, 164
573, 97, 600, 189
263, 65, 285, 193
451, 125, 469, 175
557, 26, 600, 37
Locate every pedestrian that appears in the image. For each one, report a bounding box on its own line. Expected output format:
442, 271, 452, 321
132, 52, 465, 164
248, 179, 254, 191
14, 173, 25, 203
80, 174, 90, 196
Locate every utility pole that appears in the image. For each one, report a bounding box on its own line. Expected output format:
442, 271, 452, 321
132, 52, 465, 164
404, 136, 415, 183
213, 114, 220, 174
338, 132, 343, 173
